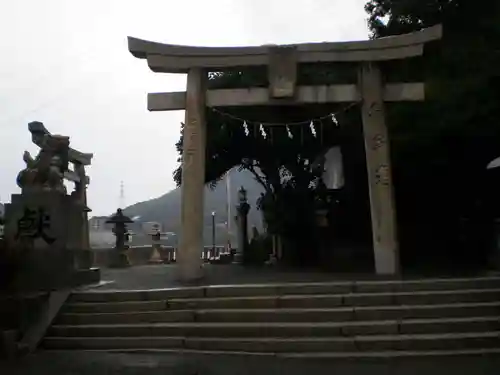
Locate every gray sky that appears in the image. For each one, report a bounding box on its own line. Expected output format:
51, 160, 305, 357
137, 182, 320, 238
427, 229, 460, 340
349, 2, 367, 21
0, 0, 369, 216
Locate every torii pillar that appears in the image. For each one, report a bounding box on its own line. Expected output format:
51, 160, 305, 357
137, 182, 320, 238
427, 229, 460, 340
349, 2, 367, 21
177, 68, 206, 281
359, 63, 399, 274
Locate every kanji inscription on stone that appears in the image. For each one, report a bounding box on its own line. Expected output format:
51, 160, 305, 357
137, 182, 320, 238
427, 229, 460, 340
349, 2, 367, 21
368, 102, 382, 117
374, 164, 390, 186
371, 134, 386, 150
268, 46, 297, 98
15, 207, 56, 244
183, 119, 199, 171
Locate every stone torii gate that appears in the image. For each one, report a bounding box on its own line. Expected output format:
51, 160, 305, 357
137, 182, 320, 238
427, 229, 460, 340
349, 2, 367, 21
128, 25, 442, 282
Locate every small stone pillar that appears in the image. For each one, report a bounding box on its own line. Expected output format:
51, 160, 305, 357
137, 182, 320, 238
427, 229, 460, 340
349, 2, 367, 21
234, 186, 250, 264
74, 163, 91, 250
106, 209, 133, 268
69, 190, 93, 270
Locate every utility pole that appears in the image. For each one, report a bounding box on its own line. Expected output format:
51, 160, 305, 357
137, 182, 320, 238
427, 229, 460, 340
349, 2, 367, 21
119, 181, 125, 209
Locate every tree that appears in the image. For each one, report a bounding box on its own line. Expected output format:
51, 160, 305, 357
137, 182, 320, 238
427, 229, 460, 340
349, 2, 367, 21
365, 0, 500, 268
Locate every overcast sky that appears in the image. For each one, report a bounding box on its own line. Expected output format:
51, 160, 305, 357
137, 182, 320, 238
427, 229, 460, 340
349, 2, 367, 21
0, 0, 369, 216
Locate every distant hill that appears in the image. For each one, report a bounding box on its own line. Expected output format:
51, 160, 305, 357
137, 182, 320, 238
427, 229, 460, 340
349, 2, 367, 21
121, 169, 264, 246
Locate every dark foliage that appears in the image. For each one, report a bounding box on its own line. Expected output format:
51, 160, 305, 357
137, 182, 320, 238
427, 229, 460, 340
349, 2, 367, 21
366, 0, 500, 268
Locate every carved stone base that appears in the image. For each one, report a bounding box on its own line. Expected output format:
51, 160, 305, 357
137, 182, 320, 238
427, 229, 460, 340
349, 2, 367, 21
315, 209, 329, 228
148, 245, 163, 264
75, 249, 94, 269
73, 267, 101, 286
108, 251, 131, 268
2, 192, 92, 291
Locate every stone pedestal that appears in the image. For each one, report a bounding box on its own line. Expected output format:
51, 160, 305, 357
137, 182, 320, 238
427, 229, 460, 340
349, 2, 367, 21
108, 250, 131, 268
3, 191, 95, 291
149, 243, 163, 264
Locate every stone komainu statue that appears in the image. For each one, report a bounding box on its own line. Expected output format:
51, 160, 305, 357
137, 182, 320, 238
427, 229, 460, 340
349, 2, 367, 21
16, 121, 70, 194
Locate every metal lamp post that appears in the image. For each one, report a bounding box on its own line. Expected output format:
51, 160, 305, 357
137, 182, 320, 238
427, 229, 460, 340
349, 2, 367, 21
211, 211, 216, 259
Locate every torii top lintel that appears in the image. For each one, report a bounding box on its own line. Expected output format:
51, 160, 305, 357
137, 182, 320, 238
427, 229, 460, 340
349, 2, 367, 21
127, 25, 442, 74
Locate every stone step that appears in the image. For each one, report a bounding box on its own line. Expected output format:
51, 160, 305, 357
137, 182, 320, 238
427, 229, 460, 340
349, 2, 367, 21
42, 331, 500, 352
63, 288, 500, 313
41, 347, 500, 359
58, 309, 195, 324
353, 301, 500, 321
48, 316, 500, 338
56, 301, 500, 325
281, 347, 500, 359
62, 300, 168, 314
67, 276, 500, 303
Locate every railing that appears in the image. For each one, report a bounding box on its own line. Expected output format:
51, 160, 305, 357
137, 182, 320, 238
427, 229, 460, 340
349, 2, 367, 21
91, 245, 232, 267
153, 245, 229, 262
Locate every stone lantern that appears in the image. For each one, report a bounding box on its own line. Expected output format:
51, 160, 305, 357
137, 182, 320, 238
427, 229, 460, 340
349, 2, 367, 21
234, 186, 250, 264
106, 208, 134, 267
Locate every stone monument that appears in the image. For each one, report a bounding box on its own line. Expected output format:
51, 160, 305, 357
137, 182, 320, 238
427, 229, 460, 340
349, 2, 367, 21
3, 121, 98, 290
106, 208, 133, 268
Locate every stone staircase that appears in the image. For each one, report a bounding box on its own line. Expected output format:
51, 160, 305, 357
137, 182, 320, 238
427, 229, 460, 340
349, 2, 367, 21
41, 276, 500, 357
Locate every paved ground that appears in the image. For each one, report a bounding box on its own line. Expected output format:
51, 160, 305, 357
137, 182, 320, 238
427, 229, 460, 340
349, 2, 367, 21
86, 264, 495, 291
93, 264, 355, 291
1, 350, 500, 374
